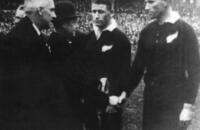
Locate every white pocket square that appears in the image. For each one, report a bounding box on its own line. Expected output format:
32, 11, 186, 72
102, 45, 113, 52
166, 31, 179, 44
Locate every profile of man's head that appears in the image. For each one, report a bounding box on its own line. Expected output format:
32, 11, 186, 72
91, 0, 112, 29
24, 0, 56, 29
53, 0, 79, 35
145, 0, 171, 19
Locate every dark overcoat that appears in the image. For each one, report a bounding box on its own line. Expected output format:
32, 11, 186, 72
48, 31, 88, 123
0, 17, 82, 130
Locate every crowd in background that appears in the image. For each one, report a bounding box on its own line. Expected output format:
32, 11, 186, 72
0, 2, 200, 53
0, 1, 199, 130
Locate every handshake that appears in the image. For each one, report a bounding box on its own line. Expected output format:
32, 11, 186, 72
105, 92, 127, 114
99, 77, 127, 106
109, 91, 127, 106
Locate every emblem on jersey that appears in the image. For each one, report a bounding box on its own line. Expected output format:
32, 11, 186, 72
166, 31, 179, 44
102, 45, 113, 52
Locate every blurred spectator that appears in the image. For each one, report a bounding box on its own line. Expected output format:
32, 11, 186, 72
14, 4, 25, 23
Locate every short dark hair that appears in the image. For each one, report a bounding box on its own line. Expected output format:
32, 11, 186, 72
91, 0, 111, 10
164, 0, 172, 4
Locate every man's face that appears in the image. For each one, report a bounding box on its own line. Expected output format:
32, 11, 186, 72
39, 0, 56, 29
145, 0, 168, 19
91, 3, 110, 29
62, 19, 78, 35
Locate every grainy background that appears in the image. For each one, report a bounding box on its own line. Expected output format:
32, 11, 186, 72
0, 0, 200, 130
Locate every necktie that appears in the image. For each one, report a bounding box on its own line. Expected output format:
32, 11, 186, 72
40, 33, 52, 54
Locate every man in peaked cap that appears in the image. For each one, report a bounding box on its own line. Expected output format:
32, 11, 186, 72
50, 0, 85, 60
48, 0, 88, 129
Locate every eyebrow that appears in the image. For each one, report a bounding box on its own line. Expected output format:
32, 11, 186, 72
91, 9, 105, 13
146, 0, 155, 3
15, 16, 22, 19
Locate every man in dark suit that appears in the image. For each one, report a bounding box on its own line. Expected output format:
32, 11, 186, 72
0, 0, 84, 129
83, 0, 131, 129
48, 1, 88, 129
130, 0, 200, 130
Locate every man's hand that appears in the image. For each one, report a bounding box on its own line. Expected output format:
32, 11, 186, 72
179, 103, 194, 128
118, 91, 127, 104
109, 96, 119, 106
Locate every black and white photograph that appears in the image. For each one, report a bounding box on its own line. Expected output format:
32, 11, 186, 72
0, 0, 199, 130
